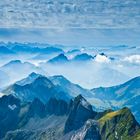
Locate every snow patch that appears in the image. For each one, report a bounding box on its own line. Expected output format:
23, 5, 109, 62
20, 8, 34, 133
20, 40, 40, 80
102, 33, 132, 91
115, 131, 119, 139
8, 104, 17, 110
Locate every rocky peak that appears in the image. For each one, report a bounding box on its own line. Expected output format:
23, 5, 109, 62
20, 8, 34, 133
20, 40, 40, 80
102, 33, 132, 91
28, 72, 40, 78
64, 95, 96, 133
73, 94, 93, 111
48, 53, 69, 64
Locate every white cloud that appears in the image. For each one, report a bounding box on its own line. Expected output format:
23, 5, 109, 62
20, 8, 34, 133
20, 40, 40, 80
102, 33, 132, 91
94, 54, 110, 63
0, 0, 139, 28
123, 55, 140, 64
0, 92, 4, 97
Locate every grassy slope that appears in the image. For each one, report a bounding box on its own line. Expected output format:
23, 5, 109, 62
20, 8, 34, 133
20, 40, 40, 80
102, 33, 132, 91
98, 107, 140, 140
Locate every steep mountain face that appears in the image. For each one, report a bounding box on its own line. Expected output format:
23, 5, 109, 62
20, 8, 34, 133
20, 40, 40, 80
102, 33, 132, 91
0, 95, 21, 138
1, 94, 140, 140
64, 95, 96, 133
48, 54, 69, 64
91, 76, 140, 123
71, 120, 101, 140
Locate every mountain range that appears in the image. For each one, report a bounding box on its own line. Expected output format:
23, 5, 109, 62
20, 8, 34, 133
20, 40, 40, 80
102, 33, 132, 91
2, 72, 140, 124
0, 94, 140, 140
1, 71, 140, 139
0, 1, 140, 138
2, 72, 94, 102
0, 45, 130, 89
46, 52, 113, 65
0, 44, 63, 55
0, 60, 45, 87
91, 76, 140, 123
0, 41, 140, 140
2, 73, 71, 103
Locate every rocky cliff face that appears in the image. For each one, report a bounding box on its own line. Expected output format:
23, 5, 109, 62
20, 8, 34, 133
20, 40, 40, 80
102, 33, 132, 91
46, 98, 69, 116
71, 120, 101, 140
64, 95, 96, 133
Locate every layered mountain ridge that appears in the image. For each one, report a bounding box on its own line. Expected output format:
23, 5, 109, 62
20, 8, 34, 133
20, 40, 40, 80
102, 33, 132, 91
1, 71, 140, 139
3, 72, 140, 125
3, 72, 93, 103
91, 76, 140, 123
3, 73, 71, 103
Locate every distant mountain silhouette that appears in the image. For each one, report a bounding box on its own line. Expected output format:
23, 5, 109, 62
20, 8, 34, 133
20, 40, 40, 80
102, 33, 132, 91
48, 54, 69, 64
